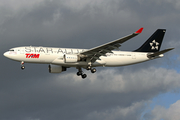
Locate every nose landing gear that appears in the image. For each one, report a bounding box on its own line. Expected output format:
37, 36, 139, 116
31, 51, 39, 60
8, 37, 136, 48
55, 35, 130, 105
21, 61, 25, 70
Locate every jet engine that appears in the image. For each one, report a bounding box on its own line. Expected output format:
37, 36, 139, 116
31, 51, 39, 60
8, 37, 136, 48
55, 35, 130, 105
64, 54, 80, 63
48, 64, 66, 73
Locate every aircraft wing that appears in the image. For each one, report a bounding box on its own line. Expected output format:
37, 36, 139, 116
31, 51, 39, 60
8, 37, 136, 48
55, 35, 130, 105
80, 28, 143, 62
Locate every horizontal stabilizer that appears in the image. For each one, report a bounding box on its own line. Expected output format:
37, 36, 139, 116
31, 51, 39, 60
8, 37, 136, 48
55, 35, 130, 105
147, 48, 174, 58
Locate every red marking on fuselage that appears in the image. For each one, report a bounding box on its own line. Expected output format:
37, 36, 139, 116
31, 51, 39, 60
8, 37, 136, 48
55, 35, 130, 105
25, 54, 40, 58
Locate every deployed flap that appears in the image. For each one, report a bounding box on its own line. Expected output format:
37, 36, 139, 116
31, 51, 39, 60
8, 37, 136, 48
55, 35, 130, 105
147, 48, 174, 58
80, 28, 143, 62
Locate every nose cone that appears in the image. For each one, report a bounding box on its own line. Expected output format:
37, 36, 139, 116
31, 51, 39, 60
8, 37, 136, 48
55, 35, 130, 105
3, 52, 9, 57
3, 51, 18, 60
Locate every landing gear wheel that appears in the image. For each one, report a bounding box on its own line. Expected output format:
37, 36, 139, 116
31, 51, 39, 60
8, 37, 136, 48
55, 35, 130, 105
81, 74, 87, 79
77, 71, 82, 76
91, 68, 96, 73
21, 66, 25, 70
87, 66, 91, 70
21, 61, 25, 70
76, 67, 87, 79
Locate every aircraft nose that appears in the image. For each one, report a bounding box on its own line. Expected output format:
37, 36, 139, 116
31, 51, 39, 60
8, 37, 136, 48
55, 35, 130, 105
3, 52, 9, 57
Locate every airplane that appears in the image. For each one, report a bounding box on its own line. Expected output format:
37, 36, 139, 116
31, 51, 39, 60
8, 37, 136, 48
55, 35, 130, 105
3, 28, 174, 78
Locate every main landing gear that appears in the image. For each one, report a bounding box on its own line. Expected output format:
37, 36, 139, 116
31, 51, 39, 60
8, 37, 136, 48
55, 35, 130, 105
76, 66, 96, 79
21, 61, 25, 70
86, 65, 96, 73
77, 68, 87, 79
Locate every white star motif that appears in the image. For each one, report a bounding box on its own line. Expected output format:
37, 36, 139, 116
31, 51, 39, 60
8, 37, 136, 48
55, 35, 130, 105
150, 40, 159, 50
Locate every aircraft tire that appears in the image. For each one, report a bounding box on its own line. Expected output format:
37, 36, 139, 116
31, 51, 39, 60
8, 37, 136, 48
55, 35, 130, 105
87, 66, 91, 70
82, 74, 87, 79
21, 66, 25, 70
77, 71, 82, 76
91, 68, 96, 73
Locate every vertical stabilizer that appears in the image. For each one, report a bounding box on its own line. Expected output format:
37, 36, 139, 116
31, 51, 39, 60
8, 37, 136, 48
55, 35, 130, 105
134, 29, 166, 52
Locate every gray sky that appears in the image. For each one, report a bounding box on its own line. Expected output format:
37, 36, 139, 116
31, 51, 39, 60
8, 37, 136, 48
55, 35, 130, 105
1, 0, 180, 120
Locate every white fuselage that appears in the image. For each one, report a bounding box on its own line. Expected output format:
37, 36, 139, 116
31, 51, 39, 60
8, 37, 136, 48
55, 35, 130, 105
3, 46, 155, 68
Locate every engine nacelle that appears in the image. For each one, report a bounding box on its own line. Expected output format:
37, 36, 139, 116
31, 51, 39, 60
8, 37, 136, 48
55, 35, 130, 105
48, 64, 66, 73
64, 54, 80, 63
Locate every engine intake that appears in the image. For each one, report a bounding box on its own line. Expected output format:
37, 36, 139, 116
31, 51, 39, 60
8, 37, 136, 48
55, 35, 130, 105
48, 64, 66, 73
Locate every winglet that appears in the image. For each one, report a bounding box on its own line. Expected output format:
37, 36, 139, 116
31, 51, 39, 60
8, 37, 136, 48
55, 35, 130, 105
135, 27, 144, 34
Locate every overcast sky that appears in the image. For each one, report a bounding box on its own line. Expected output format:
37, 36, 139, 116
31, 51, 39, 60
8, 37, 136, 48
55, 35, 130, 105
1, 0, 180, 120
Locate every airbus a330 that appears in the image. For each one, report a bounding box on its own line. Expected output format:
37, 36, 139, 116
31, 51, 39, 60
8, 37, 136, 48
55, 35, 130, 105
4, 28, 174, 78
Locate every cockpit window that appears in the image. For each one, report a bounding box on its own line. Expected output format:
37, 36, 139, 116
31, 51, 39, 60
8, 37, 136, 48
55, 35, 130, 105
9, 49, 14, 51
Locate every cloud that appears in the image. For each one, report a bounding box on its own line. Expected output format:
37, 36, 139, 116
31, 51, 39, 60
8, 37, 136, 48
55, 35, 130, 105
0, 0, 43, 25
86, 101, 146, 120
0, 0, 180, 120
1, 67, 179, 120
144, 100, 180, 120
0, 0, 43, 12
1, 0, 179, 49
